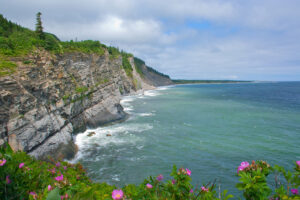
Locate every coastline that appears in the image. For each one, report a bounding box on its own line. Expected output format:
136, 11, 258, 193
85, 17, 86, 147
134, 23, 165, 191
68, 82, 300, 196
70, 85, 164, 162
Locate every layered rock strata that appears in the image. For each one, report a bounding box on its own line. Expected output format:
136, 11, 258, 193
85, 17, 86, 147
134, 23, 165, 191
0, 50, 172, 160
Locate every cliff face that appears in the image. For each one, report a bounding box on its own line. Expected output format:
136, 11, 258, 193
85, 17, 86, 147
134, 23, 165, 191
0, 49, 172, 160
139, 64, 173, 87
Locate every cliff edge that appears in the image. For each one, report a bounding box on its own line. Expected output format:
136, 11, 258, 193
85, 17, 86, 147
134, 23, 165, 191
0, 49, 172, 160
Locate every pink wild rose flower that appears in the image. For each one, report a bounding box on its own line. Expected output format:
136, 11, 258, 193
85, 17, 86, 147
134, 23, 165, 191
296, 161, 300, 168
291, 188, 299, 195
48, 185, 52, 191
61, 193, 68, 199
157, 174, 163, 181
237, 166, 245, 173
186, 168, 191, 176
0, 159, 6, 166
146, 183, 153, 189
112, 189, 124, 200
201, 186, 209, 192
55, 174, 63, 181
237, 161, 249, 173
240, 161, 250, 168
19, 163, 25, 168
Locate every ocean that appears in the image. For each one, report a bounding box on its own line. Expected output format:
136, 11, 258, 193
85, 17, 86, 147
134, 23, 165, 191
71, 82, 300, 196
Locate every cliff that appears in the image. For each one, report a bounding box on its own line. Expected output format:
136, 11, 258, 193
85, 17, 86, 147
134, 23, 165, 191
0, 49, 172, 160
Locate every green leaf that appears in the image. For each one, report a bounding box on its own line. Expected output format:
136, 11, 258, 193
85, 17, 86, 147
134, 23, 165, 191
46, 188, 60, 200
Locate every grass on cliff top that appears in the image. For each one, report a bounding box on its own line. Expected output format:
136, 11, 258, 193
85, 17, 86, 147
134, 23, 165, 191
60, 40, 106, 55
0, 14, 106, 59
0, 13, 169, 81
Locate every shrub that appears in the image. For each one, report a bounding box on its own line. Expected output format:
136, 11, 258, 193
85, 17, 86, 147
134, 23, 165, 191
60, 40, 105, 55
1, 144, 299, 200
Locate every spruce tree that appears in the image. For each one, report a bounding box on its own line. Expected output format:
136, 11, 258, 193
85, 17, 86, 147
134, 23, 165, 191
35, 12, 44, 39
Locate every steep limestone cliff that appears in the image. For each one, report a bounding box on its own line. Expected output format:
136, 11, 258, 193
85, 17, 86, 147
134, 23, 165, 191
0, 49, 172, 160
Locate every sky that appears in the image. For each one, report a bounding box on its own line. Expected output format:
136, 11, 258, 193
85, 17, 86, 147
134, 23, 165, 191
1, 0, 300, 81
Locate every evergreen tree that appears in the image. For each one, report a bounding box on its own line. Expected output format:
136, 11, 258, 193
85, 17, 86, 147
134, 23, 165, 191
35, 12, 44, 39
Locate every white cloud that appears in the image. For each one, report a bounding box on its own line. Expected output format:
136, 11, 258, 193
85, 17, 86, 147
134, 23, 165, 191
138, 0, 235, 21
1, 0, 300, 80
49, 16, 164, 44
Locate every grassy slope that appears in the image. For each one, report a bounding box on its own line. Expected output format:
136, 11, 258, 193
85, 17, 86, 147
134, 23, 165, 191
0, 14, 169, 80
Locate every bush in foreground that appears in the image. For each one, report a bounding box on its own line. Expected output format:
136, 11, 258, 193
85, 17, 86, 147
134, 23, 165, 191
0, 145, 299, 200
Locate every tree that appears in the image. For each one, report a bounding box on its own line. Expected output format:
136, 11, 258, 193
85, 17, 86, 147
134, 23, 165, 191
35, 12, 44, 39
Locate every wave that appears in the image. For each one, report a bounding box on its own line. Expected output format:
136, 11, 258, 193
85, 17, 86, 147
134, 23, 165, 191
121, 87, 171, 113
138, 113, 155, 117
157, 85, 174, 90
143, 90, 159, 97
71, 123, 153, 162
71, 86, 171, 163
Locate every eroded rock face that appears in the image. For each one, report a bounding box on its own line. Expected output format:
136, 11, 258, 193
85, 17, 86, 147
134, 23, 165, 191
0, 50, 172, 160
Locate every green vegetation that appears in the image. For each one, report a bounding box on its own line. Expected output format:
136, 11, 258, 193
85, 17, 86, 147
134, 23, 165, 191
62, 79, 109, 104
121, 52, 133, 78
146, 65, 170, 78
133, 78, 141, 90
1, 14, 161, 80
119, 87, 124, 94
75, 86, 89, 94
0, 60, 17, 76
95, 78, 109, 87
133, 57, 144, 77
0, 14, 41, 56
71, 92, 93, 103
1, 145, 299, 200
0, 14, 108, 57
60, 40, 105, 55
35, 12, 45, 40
23, 60, 32, 64
0, 14, 170, 81
134, 57, 171, 80
62, 94, 71, 103
108, 46, 121, 60
172, 79, 252, 84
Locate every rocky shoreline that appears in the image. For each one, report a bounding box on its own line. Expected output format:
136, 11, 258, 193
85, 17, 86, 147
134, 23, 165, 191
0, 50, 172, 160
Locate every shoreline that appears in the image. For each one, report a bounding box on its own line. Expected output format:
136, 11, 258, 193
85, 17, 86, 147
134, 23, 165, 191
70, 85, 166, 161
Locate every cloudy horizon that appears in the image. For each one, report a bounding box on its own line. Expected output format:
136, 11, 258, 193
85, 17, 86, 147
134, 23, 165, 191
1, 0, 300, 81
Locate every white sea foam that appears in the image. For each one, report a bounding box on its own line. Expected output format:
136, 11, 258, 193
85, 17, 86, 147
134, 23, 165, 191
120, 96, 137, 113
138, 113, 154, 117
72, 123, 153, 162
71, 86, 171, 162
144, 90, 159, 97
157, 86, 172, 90
112, 174, 120, 182
124, 106, 133, 111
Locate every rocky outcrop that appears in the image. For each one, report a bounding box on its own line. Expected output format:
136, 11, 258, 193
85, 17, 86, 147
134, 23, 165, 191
0, 49, 172, 160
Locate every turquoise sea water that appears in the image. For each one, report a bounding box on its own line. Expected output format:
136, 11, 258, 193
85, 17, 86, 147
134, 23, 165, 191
73, 82, 300, 195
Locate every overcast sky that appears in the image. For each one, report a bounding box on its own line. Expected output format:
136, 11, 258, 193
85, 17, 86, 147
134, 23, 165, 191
1, 0, 300, 81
